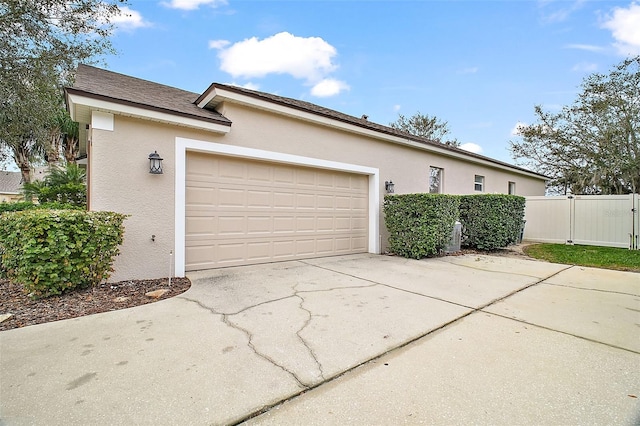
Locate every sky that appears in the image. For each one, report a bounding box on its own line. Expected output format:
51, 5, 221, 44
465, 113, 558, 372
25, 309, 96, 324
102, 0, 640, 165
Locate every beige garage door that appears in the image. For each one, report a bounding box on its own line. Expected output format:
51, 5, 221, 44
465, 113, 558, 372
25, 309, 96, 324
185, 152, 369, 271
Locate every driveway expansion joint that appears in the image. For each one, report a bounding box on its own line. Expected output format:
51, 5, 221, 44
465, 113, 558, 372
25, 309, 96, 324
482, 311, 640, 355
540, 282, 640, 297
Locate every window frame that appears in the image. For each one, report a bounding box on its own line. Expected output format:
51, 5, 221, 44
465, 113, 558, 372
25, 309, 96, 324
474, 175, 485, 192
429, 166, 444, 194
508, 181, 516, 195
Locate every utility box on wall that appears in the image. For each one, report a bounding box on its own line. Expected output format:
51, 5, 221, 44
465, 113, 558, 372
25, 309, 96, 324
444, 221, 462, 254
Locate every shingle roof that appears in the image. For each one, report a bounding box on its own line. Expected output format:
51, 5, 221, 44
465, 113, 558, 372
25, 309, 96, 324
205, 83, 547, 178
68, 64, 546, 179
67, 65, 231, 126
0, 171, 22, 194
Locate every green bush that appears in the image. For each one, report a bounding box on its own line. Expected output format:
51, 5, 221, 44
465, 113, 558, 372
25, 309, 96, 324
0, 210, 127, 298
0, 201, 82, 214
23, 164, 86, 207
459, 194, 525, 250
384, 194, 460, 259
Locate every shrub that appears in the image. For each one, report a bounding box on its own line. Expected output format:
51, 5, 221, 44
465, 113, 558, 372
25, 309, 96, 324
459, 194, 525, 250
23, 164, 86, 207
0, 210, 127, 298
0, 201, 82, 214
384, 193, 460, 259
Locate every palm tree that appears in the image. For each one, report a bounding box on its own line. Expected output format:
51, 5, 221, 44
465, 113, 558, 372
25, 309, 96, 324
23, 164, 86, 207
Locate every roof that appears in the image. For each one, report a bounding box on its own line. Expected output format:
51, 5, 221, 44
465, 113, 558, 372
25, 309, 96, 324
66, 65, 231, 127
0, 171, 22, 194
202, 83, 548, 179
67, 65, 547, 180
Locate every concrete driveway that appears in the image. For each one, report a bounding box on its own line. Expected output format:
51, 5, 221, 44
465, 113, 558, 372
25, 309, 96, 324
1, 254, 638, 425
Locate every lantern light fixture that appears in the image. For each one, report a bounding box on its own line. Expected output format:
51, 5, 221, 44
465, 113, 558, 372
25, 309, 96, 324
385, 180, 395, 194
148, 151, 163, 174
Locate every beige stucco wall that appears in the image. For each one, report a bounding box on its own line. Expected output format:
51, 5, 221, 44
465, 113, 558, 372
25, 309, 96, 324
89, 103, 545, 281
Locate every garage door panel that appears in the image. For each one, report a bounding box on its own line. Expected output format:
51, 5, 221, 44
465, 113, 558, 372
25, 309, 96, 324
274, 192, 295, 208
185, 152, 368, 270
186, 216, 217, 235
247, 216, 272, 234
296, 193, 316, 209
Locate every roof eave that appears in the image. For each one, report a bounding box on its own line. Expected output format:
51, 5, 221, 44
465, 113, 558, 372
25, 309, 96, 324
197, 85, 548, 181
66, 88, 232, 134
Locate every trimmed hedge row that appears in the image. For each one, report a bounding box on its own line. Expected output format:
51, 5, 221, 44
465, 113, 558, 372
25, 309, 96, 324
0, 201, 82, 214
384, 194, 460, 259
459, 194, 526, 251
0, 210, 127, 298
384, 193, 525, 258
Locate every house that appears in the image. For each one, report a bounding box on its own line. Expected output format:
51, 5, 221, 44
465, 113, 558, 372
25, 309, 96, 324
0, 171, 23, 203
65, 64, 547, 281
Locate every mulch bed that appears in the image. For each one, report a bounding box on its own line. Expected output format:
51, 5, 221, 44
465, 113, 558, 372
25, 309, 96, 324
0, 277, 190, 332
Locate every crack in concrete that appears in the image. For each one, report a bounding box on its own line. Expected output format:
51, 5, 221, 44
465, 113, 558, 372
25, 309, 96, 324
178, 295, 308, 389
177, 296, 223, 315
293, 294, 325, 381
221, 314, 308, 390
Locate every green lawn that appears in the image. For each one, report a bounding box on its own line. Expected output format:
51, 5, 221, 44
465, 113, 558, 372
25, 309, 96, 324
524, 243, 640, 272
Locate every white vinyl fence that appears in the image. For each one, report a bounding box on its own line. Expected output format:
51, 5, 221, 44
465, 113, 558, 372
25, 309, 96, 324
524, 194, 639, 250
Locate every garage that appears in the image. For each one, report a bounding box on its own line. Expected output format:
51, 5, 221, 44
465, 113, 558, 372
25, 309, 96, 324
185, 151, 369, 270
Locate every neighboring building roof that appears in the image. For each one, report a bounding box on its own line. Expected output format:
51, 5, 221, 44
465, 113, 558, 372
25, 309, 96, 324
67, 64, 547, 180
0, 171, 22, 194
66, 64, 231, 127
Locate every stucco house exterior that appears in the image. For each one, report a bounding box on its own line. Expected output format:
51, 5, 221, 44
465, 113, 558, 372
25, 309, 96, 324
65, 64, 546, 281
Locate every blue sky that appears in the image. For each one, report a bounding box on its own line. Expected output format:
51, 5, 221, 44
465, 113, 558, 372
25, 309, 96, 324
105, 0, 640, 165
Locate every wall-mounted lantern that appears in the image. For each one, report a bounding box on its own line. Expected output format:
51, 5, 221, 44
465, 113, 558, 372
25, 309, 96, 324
385, 180, 395, 194
148, 151, 163, 174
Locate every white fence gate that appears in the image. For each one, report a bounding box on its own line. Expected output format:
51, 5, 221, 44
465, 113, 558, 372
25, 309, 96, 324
524, 194, 639, 250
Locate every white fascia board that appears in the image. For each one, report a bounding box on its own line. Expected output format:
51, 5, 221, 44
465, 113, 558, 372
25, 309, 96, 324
201, 88, 544, 180
173, 137, 380, 277
67, 93, 230, 134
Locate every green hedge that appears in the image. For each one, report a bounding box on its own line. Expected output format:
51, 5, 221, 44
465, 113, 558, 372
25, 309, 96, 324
459, 194, 525, 250
384, 194, 460, 259
0, 210, 127, 298
0, 201, 82, 214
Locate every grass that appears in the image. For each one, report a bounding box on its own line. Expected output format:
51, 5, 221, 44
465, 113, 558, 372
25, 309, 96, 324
523, 243, 640, 272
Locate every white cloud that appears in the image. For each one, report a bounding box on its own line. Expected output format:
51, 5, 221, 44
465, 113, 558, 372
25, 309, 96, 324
208, 39, 230, 50
163, 0, 227, 11
571, 62, 598, 72
457, 66, 479, 74
393, 104, 401, 112
230, 82, 260, 91
601, 2, 640, 55
511, 121, 528, 136
213, 32, 349, 97
539, 0, 586, 23
217, 32, 338, 81
105, 6, 151, 31
564, 43, 604, 52
459, 142, 483, 154
310, 79, 349, 97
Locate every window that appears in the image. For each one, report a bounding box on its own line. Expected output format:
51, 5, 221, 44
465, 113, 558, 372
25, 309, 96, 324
508, 181, 516, 195
474, 175, 484, 192
429, 167, 443, 193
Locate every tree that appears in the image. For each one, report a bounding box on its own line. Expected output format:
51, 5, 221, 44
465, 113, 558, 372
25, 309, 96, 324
390, 112, 460, 146
0, 0, 127, 182
511, 56, 640, 195
23, 164, 86, 207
